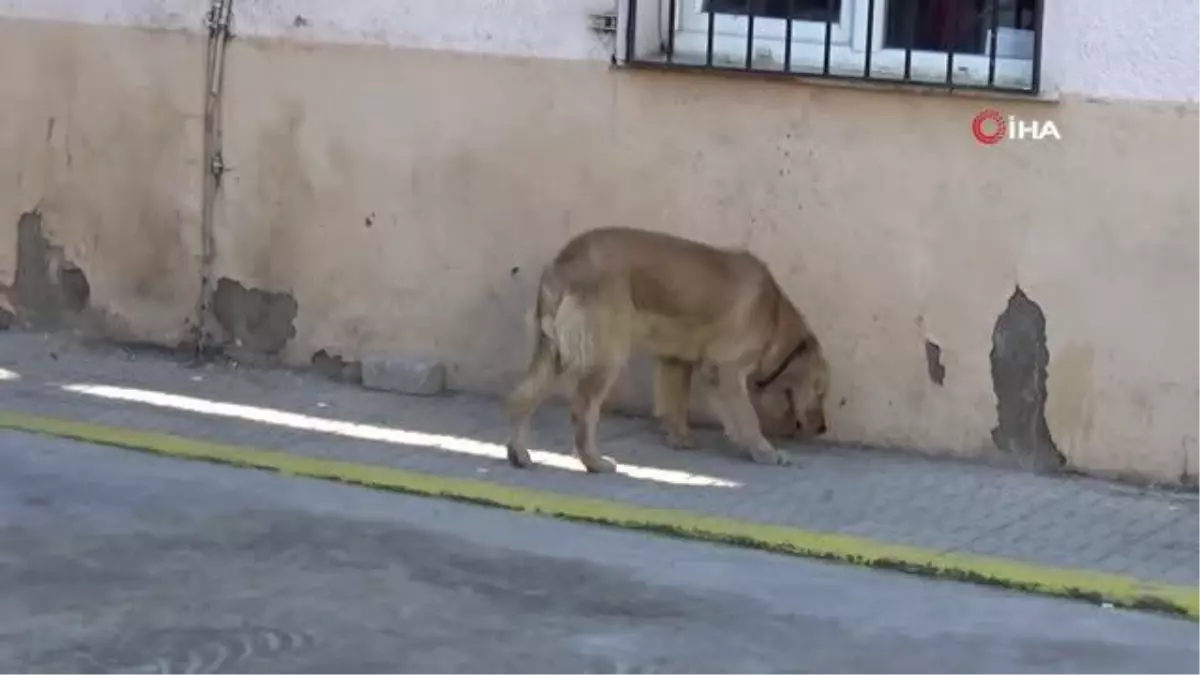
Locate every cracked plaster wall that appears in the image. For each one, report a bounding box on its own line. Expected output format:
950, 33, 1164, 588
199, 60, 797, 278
0, 0, 1195, 482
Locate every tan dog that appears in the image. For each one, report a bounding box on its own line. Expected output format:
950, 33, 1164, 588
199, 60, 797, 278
505, 226, 830, 473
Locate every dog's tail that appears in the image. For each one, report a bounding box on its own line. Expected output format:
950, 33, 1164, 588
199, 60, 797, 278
521, 278, 557, 374
531, 271, 605, 375
544, 291, 597, 374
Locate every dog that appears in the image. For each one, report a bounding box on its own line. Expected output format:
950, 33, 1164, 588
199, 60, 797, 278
504, 226, 830, 473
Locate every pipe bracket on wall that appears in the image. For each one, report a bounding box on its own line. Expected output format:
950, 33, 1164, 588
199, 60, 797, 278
194, 0, 235, 361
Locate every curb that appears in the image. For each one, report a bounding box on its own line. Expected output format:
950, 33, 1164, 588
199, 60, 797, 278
2, 411, 1196, 620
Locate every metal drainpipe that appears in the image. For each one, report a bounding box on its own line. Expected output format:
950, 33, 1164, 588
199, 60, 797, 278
194, 0, 234, 360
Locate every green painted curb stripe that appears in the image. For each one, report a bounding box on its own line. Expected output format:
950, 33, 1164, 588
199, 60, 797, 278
2, 411, 1196, 620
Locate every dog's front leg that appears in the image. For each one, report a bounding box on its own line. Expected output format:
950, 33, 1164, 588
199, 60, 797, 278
653, 357, 695, 449
707, 364, 791, 467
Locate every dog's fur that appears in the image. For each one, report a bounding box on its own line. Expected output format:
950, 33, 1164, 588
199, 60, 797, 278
505, 226, 830, 473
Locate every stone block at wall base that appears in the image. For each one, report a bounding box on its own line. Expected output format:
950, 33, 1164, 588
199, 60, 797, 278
361, 355, 446, 396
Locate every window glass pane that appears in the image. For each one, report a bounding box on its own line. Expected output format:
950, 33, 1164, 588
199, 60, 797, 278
883, 0, 992, 54
704, 0, 843, 23
999, 0, 1037, 29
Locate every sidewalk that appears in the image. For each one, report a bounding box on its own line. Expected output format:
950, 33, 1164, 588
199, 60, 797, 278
0, 332, 1195, 611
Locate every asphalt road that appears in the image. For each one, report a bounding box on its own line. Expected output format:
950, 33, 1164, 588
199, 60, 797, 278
0, 430, 1195, 674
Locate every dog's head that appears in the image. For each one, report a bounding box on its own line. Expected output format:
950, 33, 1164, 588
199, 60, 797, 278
753, 338, 830, 439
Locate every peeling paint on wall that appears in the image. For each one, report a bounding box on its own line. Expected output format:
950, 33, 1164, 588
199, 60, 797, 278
989, 286, 1066, 472
924, 339, 945, 386
211, 277, 297, 355
0, 211, 91, 331
311, 348, 363, 383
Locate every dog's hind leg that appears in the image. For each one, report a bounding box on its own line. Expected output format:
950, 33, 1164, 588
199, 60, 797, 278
570, 362, 624, 474
550, 282, 631, 474
505, 330, 560, 469
653, 357, 695, 449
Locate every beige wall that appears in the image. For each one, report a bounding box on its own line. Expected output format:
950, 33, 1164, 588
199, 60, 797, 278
0, 19, 204, 344
1, 19, 1196, 484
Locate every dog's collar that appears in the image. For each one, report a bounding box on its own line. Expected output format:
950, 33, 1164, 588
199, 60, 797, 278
754, 338, 811, 390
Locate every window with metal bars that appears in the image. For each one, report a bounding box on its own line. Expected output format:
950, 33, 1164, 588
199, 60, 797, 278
621, 0, 1044, 95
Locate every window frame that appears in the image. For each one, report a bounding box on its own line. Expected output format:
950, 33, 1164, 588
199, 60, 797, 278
627, 0, 1045, 95
677, 0, 855, 45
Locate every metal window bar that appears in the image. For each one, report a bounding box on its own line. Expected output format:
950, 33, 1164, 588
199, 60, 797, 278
944, 0, 958, 85
823, 0, 834, 74
1030, 0, 1044, 93
666, 0, 678, 62
745, 6, 756, 68
784, 0, 795, 72
863, 0, 876, 78
986, 0, 999, 86
626, 0, 638, 63
628, 0, 1044, 96
903, 0, 916, 80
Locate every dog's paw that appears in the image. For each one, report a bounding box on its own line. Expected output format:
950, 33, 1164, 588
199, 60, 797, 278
665, 433, 695, 450
583, 456, 619, 474
773, 451, 796, 467
507, 444, 534, 469
749, 447, 792, 467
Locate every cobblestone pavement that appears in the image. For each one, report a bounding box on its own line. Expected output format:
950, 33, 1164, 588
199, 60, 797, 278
0, 332, 1195, 585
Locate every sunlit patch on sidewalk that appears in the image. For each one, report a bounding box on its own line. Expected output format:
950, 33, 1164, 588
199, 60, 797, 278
59, 383, 741, 488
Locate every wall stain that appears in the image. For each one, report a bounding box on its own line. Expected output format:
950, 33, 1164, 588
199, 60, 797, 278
0, 211, 91, 331
211, 277, 297, 356
129, 205, 190, 304
989, 286, 1066, 472
252, 102, 312, 291
1046, 341, 1096, 462
1180, 437, 1198, 488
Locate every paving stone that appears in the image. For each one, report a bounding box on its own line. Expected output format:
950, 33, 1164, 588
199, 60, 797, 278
0, 332, 1195, 585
